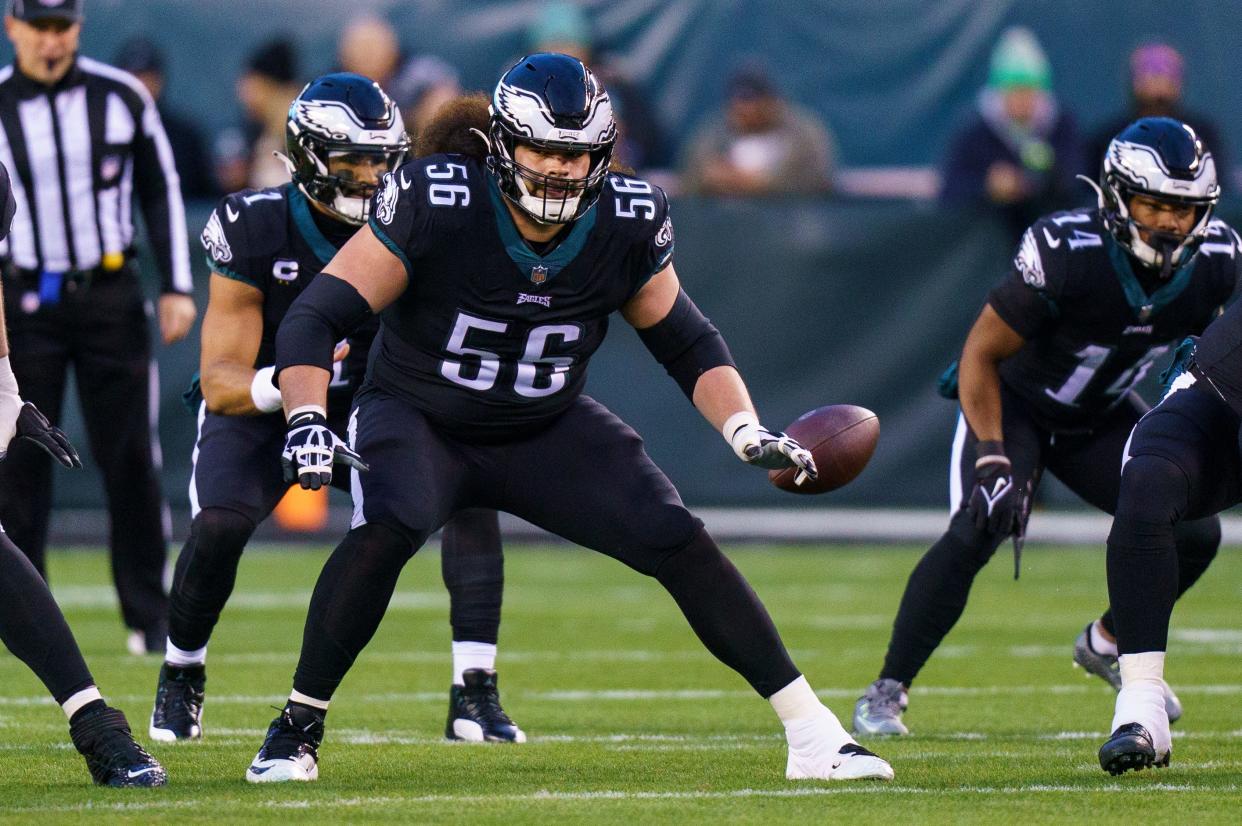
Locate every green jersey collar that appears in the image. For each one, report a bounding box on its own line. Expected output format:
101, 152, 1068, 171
487, 176, 596, 285
1106, 235, 1196, 322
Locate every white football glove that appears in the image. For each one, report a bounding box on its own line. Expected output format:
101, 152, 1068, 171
281, 405, 368, 490
723, 411, 818, 486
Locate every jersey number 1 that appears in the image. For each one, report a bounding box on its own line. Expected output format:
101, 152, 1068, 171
441, 312, 580, 398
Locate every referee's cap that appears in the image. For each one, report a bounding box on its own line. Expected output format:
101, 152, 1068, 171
8, 0, 83, 24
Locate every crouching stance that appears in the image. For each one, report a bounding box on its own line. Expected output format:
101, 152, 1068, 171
245, 54, 892, 784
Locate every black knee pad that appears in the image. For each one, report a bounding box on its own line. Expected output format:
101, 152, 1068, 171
1115, 454, 1188, 524
191, 508, 256, 555
339, 521, 418, 572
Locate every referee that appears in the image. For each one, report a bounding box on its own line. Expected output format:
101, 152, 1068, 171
0, 0, 196, 653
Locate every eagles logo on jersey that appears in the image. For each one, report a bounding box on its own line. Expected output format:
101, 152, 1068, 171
201, 210, 232, 263
376, 172, 399, 226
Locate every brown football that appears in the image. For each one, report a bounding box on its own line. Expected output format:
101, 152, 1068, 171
768, 405, 880, 494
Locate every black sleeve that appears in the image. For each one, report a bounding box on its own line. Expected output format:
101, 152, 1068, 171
367, 162, 437, 280
986, 225, 1059, 338
622, 182, 675, 298
130, 86, 193, 294
200, 192, 270, 292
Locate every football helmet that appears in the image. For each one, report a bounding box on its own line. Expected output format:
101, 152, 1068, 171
282, 72, 410, 225
487, 53, 616, 224
1092, 117, 1219, 277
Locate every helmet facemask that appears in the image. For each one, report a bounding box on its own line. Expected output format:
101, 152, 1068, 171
1105, 182, 1214, 280
487, 124, 613, 224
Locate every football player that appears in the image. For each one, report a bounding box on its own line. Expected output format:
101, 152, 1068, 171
0, 160, 166, 787
853, 118, 1234, 736
243, 53, 893, 784
1098, 281, 1242, 773
150, 73, 521, 745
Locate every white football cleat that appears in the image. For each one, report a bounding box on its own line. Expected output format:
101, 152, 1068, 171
785, 710, 894, 781
244, 705, 323, 783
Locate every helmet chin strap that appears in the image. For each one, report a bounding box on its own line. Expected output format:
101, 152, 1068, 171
1076, 174, 1107, 210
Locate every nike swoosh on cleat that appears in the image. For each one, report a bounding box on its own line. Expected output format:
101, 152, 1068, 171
127, 767, 158, 779
831, 761, 842, 770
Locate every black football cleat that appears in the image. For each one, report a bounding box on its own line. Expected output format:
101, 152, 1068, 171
446, 668, 526, 742
245, 703, 323, 783
1099, 723, 1170, 775
69, 705, 167, 787
149, 663, 205, 742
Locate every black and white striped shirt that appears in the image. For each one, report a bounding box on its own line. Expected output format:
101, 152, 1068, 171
0, 56, 191, 293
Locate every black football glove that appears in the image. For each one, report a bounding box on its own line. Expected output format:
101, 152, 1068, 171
967, 440, 1019, 535
280, 408, 368, 490
9, 402, 82, 468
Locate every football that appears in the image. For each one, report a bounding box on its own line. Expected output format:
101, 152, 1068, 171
768, 405, 880, 494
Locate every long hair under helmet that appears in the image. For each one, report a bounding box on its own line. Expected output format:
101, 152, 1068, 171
1084, 117, 1220, 278
487, 53, 617, 224
281, 72, 410, 225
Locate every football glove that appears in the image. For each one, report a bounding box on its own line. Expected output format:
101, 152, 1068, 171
723, 411, 818, 486
968, 440, 1019, 535
281, 407, 368, 490
0, 356, 81, 468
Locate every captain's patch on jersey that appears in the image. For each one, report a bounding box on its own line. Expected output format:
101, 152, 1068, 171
1015, 227, 1045, 288
202, 209, 232, 263
376, 172, 399, 226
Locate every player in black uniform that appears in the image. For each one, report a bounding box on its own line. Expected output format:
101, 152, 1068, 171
1097, 224, 1242, 771
853, 118, 1235, 737
242, 53, 894, 784
0, 159, 165, 787
148, 74, 520, 745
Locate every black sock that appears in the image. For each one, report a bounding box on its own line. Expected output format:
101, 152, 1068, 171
167, 508, 256, 651
653, 528, 799, 698
0, 532, 96, 702
880, 510, 1003, 686
440, 509, 504, 645
292, 523, 419, 701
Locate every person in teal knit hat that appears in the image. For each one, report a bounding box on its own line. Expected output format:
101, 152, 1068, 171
941, 26, 1083, 240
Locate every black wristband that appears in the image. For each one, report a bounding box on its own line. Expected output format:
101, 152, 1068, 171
975, 439, 1006, 459
287, 410, 326, 428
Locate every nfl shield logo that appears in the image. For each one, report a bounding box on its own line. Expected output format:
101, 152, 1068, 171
530, 264, 549, 284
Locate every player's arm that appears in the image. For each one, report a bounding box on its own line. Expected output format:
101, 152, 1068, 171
274, 225, 407, 489
275, 225, 409, 415
199, 274, 269, 415
957, 303, 1026, 443
622, 263, 816, 482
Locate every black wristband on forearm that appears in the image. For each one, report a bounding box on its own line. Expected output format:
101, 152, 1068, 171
274, 274, 373, 381
975, 439, 1009, 468
637, 289, 736, 400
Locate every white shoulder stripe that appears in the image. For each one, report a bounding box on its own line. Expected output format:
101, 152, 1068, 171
76, 56, 156, 108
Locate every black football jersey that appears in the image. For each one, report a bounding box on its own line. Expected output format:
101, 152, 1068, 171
200, 183, 378, 406
365, 155, 674, 441
987, 208, 1239, 430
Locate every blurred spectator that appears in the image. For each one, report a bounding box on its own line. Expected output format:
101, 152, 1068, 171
940, 27, 1082, 241
680, 62, 835, 195
115, 36, 218, 199
1087, 43, 1227, 182
527, 1, 667, 170
337, 16, 400, 89
391, 55, 462, 140
213, 38, 301, 192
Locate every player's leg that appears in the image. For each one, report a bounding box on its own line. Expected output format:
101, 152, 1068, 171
72, 278, 168, 651
1097, 382, 1242, 773
0, 294, 69, 578
1050, 393, 1206, 721
247, 393, 464, 783
857, 395, 1044, 736
0, 529, 165, 786
439, 508, 520, 742
499, 396, 891, 781
150, 408, 288, 741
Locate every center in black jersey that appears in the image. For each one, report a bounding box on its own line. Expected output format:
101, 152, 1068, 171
986, 208, 1240, 430
365, 155, 674, 441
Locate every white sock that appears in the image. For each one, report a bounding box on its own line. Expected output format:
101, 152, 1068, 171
165, 639, 208, 667
452, 640, 497, 685
1111, 652, 1169, 749
289, 690, 329, 711
1090, 621, 1118, 657
771, 676, 851, 755
61, 686, 104, 719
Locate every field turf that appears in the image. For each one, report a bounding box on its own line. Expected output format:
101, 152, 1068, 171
1, 543, 1239, 823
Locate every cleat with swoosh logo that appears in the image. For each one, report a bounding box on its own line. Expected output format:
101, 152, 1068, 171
69, 705, 167, 787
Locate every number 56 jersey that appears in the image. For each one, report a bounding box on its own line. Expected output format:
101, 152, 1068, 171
365, 155, 674, 442
987, 207, 1240, 431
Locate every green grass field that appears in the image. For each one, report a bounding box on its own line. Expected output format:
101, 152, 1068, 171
1, 543, 1240, 823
